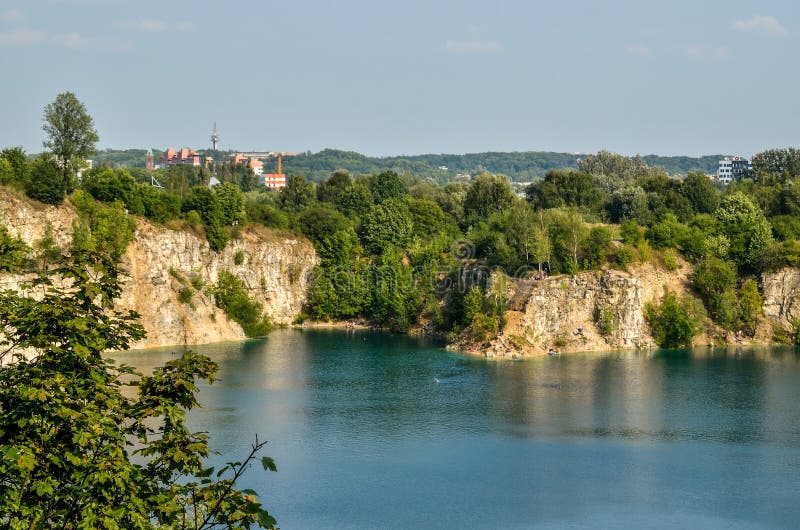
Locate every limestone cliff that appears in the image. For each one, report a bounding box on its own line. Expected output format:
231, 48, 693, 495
0, 189, 317, 349
762, 268, 800, 333
459, 261, 800, 358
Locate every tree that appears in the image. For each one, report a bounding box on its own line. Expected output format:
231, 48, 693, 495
369, 170, 408, 203
0, 147, 30, 184
0, 251, 277, 528
362, 199, 414, 254
682, 172, 719, 214
463, 174, 514, 223
42, 91, 99, 184
645, 291, 703, 348
715, 192, 773, 271
25, 155, 68, 205
691, 257, 738, 327
280, 175, 316, 211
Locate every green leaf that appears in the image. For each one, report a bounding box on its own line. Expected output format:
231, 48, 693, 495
261, 456, 277, 472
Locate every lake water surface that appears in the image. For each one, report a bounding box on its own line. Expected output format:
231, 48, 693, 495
115, 330, 800, 529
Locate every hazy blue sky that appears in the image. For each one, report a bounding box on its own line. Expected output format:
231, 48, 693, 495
1, 0, 798, 157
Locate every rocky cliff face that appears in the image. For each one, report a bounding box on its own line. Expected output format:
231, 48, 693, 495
762, 268, 800, 332
473, 263, 694, 358
0, 189, 317, 350
462, 261, 800, 358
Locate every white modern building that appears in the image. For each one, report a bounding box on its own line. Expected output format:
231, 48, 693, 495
717, 156, 751, 184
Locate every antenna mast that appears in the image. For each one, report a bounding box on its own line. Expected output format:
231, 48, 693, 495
211, 122, 219, 150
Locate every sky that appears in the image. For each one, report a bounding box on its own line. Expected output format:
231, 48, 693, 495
1, 0, 798, 157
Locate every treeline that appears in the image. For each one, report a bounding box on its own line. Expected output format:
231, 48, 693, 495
89, 147, 723, 183
4, 144, 800, 346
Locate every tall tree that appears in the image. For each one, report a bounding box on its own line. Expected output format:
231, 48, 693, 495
42, 92, 99, 185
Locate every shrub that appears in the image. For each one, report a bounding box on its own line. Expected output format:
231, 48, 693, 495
234, 250, 245, 266
614, 245, 636, 268
213, 270, 272, 337
178, 286, 194, 306
0, 224, 30, 272
661, 248, 678, 271
645, 291, 704, 348
692, 257, 737, 328
593, 305, 615, 336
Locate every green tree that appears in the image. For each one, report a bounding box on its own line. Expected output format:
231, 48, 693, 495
0, 252, 277, 528
369, 170, 408, 203
691, 257, 738, 327
739, 278, 763, 336
464, 174, 514, 223
317, 170, 352, 204
213, 182, 246, 226
715, 192, 774, 270
42, 91, 99, 184
682, 172, 719, 214
25, 155, 69, 205
362, 199, 414, 254
280, 175, 316, 211
645, 291, 703, 348
213, 270, 272, 337
0, 147, 31, 184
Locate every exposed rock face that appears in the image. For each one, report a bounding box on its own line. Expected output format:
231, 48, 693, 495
459, 263, 700, 358
1, 189, 317, 350
762, 268, 800, 332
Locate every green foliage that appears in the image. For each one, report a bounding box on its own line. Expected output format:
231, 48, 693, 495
25, 155, 69, 205
739, 279, 763, 336
0, 147, 30, 185
464, 173, 514, 223
526, 170, 602, 212
183, 186, 229, 251
593, 304, 615, 336
0, 251, 277, 529
280, 174, 316, 211
234, 250, 245, 265
295, 206, 351, 247
178, 286, 194, 305
42, 91, 99, 182
368, 170, 409, 203
317, 170, 352, 204
715, 192, 773, 271
213, 270, 272, 337
362, 199, 414, 253
614, 244, 636, 268
661, 248, 679, 271
682, 172, 720, 214
691, 257, 738, 328
70, 190, 136, 262
582, 226, 613, 269
645, 291, 704, 348
0, 223, 30, 272
214, 182, 246, 226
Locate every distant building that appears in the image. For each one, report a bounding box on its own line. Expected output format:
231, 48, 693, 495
231, 153, 264, 177
717, 156, 751, 184
263, 173, 286, 189
145, 149, 154, 171
162, 147, 202, 167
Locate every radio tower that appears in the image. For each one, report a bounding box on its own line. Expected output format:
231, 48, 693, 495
211, 122, 219, 150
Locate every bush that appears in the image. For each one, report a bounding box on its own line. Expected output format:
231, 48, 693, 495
178, 286, 194, 306
614, 244, 636, 268
661, 248, 678, 271
645, 291, 704, 348
25, 156, 68, 205
234, 250, 245, 265
0, 224, 30, 272
692, 257, 737, 327
593, 305, 615, 336
213, 270, 272, 337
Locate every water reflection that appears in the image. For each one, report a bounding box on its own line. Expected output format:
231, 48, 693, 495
113, 334, 800, 529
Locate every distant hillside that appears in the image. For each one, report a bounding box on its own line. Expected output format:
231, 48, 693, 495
92, 148, 723, 182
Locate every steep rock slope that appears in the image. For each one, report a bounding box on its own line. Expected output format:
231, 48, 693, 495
0, 189, 317, 349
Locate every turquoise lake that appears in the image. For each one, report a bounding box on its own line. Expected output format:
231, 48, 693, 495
114, 330, 800, 529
